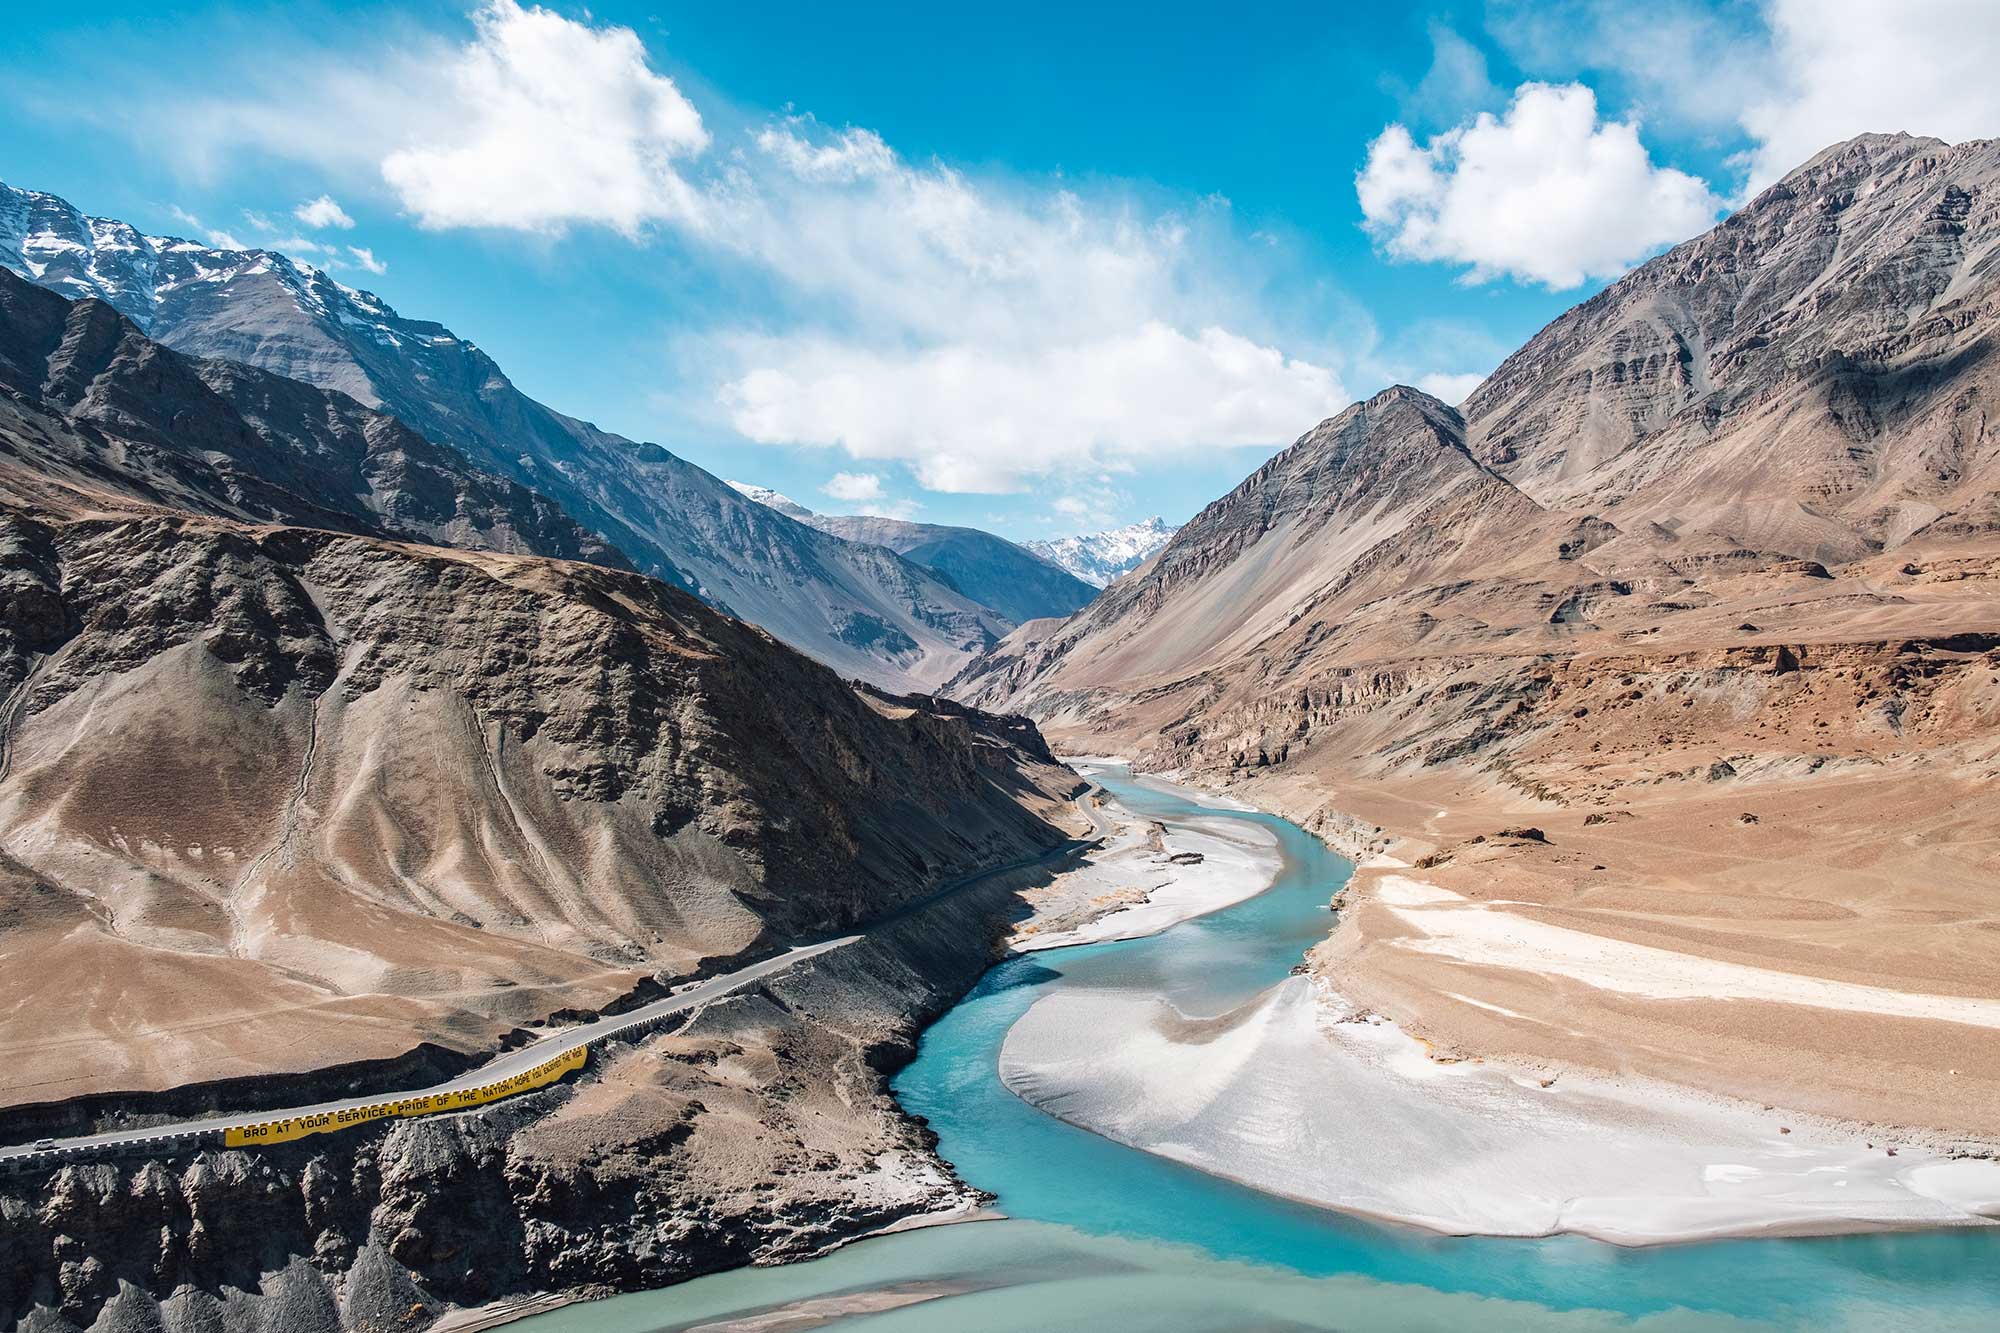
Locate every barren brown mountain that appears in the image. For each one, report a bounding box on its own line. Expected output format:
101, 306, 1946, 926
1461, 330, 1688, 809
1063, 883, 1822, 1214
0, 276, 1087, 1329
951, 132, 2000, 1137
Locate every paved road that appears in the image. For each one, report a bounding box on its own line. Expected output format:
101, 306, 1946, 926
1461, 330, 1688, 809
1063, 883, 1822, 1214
0, 811, 1099, 1165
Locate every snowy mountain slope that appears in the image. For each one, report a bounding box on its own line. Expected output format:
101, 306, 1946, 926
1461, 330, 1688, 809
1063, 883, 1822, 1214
1024, 517, 1178, 587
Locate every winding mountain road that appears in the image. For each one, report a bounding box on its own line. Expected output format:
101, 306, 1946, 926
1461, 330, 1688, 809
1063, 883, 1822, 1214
0, 798, 1105, 1166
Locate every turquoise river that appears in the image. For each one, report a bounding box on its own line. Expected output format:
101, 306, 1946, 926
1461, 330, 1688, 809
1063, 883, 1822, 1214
520, 769, 2000, 1331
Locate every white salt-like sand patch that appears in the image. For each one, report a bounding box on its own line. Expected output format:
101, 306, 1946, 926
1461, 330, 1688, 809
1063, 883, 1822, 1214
1009, 808, 1281, 953
1375, 874, 2000, 1031
999, 975, 2000, 1245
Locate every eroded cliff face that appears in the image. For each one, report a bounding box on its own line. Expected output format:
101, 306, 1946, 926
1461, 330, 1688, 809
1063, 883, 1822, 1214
0, 501, 1084, 1332
0, 503, 1078, 1113
0, 210, 1094, 1332
1463, 132, 2000, 561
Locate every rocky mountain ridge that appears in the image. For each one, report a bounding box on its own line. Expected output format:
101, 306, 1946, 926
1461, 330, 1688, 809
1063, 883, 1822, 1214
0, 266, 620, 566
0, 211, 1089, 1329
728, 482, 1098, 624
0, 181, 1007, 692
947, 132, 2000, 1144
1463, 132, 2000, 561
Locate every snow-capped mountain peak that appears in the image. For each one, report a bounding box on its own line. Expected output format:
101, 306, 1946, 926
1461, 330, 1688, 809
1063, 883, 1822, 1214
725, 480, 814, 518
1025, 517, 1178, 588
0, 180, 422, 366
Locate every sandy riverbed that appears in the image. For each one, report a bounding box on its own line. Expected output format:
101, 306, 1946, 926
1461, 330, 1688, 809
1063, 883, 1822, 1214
1003, 777, 1282, 953
998, 777, 2000, 1247
1000, 972, 2000, 1245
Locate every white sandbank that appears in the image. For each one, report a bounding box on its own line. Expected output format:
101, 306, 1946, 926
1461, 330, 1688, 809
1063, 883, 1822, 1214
1374, 873, 2000, 1031
1007, 794, 1281, 953
1001, 968, 2000, 1246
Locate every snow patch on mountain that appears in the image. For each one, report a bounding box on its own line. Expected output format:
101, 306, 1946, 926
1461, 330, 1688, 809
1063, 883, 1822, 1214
0, 180, 420, 356
1027, 517, 1179, 587
725, 480, 814, 518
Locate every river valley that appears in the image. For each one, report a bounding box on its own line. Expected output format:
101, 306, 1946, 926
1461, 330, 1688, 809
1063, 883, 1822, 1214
513, 768, 2000, 1332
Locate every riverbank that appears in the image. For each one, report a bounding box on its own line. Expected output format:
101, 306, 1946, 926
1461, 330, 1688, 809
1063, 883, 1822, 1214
997, 779, 2000, 1247
1004, 774, 1282, 953
1002, 973, 2000, 1245
502, 767, 2000, 1332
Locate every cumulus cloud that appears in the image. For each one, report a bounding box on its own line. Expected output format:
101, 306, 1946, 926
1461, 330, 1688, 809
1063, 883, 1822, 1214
1739, 0, 2000, 192
822, 471, 885, 502
120, 8, 1348, 493
712, 122, 1346, 492
380, 0, 708, 232
1486, 0, 2000, 196
1415, 371, 1486, 404
346, 246, 388, 275
143, 1, 708, 235
294, 194, 355, 229
1357, 82, 1720, 289
725, 325, 1340, 493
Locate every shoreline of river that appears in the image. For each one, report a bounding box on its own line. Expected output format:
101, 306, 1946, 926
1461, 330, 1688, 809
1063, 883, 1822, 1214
1004, 770, 1285, 953
997, 774, 2000, 1248
503, 766, 2000, 1331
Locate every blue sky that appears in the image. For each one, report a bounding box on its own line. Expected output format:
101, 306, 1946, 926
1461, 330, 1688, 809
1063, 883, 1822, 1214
5, 1, 1996, 539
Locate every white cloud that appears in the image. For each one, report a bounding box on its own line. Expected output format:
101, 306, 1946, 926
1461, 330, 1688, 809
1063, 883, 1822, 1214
1739, 0, 2000, 192
125, 3, 707, 236
1415, 371, 1487, 404
712, 122, 1346, 492
1403, 22, 1501, 124
1357, 82, 1720, 289
380, 1, 708, 233
1486, 1, 2000, 197
753, 124, 897, 182
1048, 487, 1127, 529
117, 10, 1348, 494
823, 471, 885, 502
166, 205, 245, 251
295, 194, 355, 229
1052, 496, 1092, 518
346, 246, 388, 275
726, 324, 1341, 493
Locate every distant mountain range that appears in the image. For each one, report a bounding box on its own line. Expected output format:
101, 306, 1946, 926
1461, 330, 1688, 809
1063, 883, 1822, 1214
0, 182, 1008, 693
728, 483, 1097, 623
1024, 517, 1178, 587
